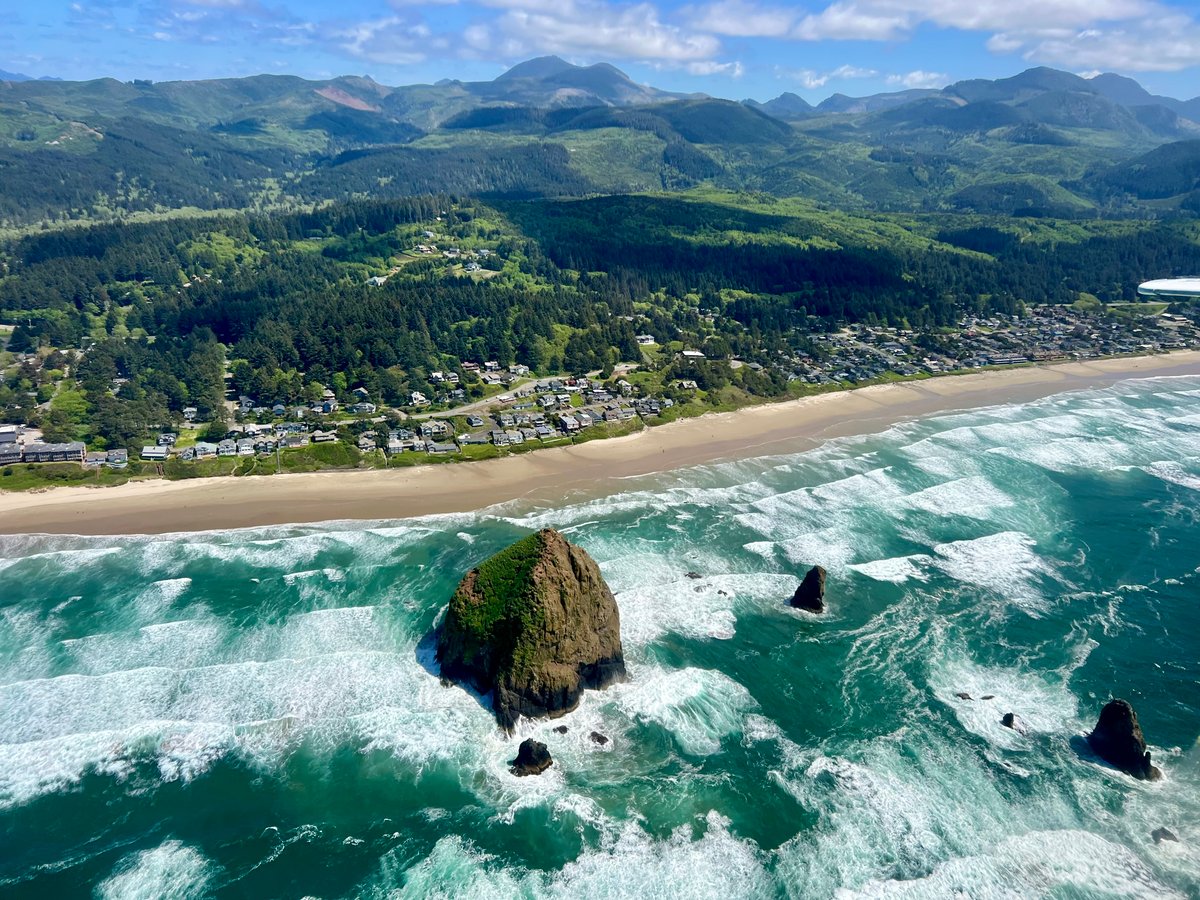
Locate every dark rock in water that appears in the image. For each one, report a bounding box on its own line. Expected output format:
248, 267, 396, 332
436, 528, 626, 732
981, 695, 995, 700
553, 725, 568, 734
1001, 712, 1027, 734
1087, 699, 1161, 780
589, 731, 609, 746
686, 572, 702, 579
717, 590, 728, 596
789, 565, 826, 612
510, 739, 553, 776
1152, 827, 1179, 844
956, 692, 973, 701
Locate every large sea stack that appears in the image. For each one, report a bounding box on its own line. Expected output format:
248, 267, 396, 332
789, 565, 827, 613
1087, 699, 1162, 781
436, 528, 626, 731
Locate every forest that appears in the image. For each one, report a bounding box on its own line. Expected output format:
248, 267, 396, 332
2, 192, 1199, 451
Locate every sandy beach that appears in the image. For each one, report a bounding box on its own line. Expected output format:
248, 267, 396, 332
2, 351, 1198, 536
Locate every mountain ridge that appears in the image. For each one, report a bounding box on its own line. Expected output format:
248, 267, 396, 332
3, 59, 1200, 226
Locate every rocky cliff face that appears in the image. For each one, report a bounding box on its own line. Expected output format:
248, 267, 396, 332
436, 528, 626, 731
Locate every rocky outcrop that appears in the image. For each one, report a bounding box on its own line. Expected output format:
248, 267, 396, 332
1001, 712, 1027, 734
510, 739, 553, 776
1087, 699, 1161, 780
1152, 827, 1178, 844
436, 528, 626, 731
789, 565, 826, 612
589, 731, 610, 746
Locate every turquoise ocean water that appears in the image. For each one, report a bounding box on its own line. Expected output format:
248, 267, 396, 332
2, 375, 1199, 898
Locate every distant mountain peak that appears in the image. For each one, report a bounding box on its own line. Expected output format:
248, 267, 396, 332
0, 69, 58, 82
496, 56, 577, 82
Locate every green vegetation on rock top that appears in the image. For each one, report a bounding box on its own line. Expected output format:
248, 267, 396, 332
446, 531, 549, 675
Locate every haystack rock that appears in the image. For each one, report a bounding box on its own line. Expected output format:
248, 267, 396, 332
510, 739, 553, 776
1087, 699, 1161, 780
789, 565, 826, 612
436, 528, 626, 731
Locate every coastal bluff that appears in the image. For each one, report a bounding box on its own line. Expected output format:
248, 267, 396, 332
435, 528, 626, 731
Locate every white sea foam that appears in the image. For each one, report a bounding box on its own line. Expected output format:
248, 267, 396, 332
615, 571, 795, 645
745, 529, 861, 572
770, 725, 1077, 897
60, 618, 227, 677
897, 476, 1015, 520
0, 619, 443, 806
613, 666, 755, 757
96, 840, 215, 900
371, 811, 771, 899
0, 544, 122, 574
848, 555, 930, 584
1164, 412, 1200, 428
282, 567, 345, 585
930, 532, 1054, 612
136, 577, 192, 610
927, 654, 1079, 750
1146, 461, 1200, 492
987, 435, 1133, 474
837, 830, 1185, 899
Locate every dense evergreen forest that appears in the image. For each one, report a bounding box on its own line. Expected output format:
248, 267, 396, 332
3, 192, 1199, 452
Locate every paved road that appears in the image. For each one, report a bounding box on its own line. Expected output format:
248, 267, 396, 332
409, 376, 537, 420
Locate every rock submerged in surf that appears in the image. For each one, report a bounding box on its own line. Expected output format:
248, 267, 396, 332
1087, 699, 1161, 781
435, 528, 626, 732
1001, 712, 1027, 734
789, 565, 826, 613
510, 739, 553, 776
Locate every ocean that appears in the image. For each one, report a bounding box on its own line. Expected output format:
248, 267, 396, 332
2, 375, 1199, 898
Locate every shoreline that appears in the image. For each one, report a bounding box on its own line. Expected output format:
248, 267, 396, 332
3, 351, 1199, 536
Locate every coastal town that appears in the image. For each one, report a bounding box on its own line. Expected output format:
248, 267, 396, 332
1, 298, 1197, 483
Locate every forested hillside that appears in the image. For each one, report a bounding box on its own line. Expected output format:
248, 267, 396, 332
4, 192, 1198, 453
3, 59, 1200, 227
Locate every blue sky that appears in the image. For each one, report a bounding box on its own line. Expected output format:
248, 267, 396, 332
4, 0, 1200, 102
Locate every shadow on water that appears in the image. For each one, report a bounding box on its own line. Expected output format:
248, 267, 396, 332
414, 627, 498, 724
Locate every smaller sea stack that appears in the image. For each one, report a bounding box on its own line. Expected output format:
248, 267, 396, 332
510, 739, 553, 776
1001, 712, 1027, 734
1087, 699, 1161, 780
789, 565, 826, 613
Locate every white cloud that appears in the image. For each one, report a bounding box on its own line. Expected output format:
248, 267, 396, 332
886, 69, 949, 88
745, 0, 1200, 73
689, 1, 798, 37
790, 0, 1153, 41
686, 59, 745, 76
792, 2, 910, 41
481, 0, 721, 62
988, 9, 1200, 71
874, 0, 1149, 32
331, 15, 431, 64
777, 63, 879, 88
